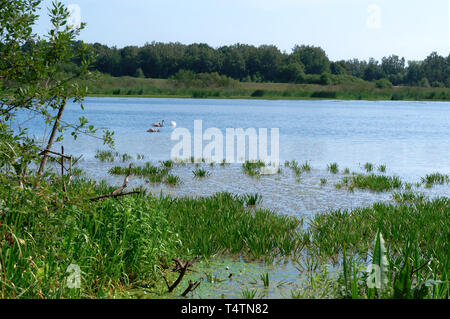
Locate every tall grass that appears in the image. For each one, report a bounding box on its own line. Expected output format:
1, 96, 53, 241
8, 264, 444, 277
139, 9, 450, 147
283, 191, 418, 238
306, 197, 449, 298
95, 149, 133, 162
327, 163, 339, 174
343, 174, 402, 192
0, 174, 304, 298
242, 160, 265, 177
109, 162, 162, 177
421, 173, 449, 187
158, 192, 302, 259
193, 168, 209, 178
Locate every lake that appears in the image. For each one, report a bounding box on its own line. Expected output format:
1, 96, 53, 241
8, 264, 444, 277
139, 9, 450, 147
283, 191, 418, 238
18, 97, 450, 217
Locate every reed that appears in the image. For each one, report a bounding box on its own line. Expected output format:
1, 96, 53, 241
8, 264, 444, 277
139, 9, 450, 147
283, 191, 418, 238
241, 288, 258, 299
327, 163, 339, 174
345, 174, 402, 192
363, 162, 373, 172
165, 174, 182, 186
193, 168, 209, 178
242, 160, 265, 176
241, 193, 262, 206
421, 173, 449, 187
306, 197, 449, 299
301, 161, 311, 172
160, 160, 174, 168
392, 191, 426, 203
260, 273, 270, 287
378, 165, 386, 173
95, 149, 117, 162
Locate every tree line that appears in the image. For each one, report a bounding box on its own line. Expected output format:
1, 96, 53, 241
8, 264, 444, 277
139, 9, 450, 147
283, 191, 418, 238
83, 42, 450, 87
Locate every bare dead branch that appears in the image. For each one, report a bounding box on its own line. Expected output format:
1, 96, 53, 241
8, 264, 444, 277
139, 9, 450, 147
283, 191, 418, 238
111, 163, 132, 196
163, 257, 198, 293
88, 191, 142, 202
38, 149, 72, 159
181, 280, 201, 297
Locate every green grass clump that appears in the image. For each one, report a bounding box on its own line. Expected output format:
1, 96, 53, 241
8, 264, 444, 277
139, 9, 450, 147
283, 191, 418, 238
72, 168, 84, 176
327, 163, 339, 174
241, 193, 262, 207
421, 173, 449, 187
363, 162, 373, 172
164, 174, 181, 185
160, 160, 174, 168
95, 149, 117, 162
320, 178, 327, 186
242, 160, 265, 177
378, 165, 386, 173
193, 168, 209, 178
121, 153, 132, 162
109, 162, 173, 184
301, 161, 311, 172
95, 149, 134, 162
241, 288, 258, 299
347, 174, 402, 192
392, 191, 426, 204
260, 272, 270, 287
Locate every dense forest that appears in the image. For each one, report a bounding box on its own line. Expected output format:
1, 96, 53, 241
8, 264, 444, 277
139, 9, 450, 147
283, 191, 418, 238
79, 42, 450, 87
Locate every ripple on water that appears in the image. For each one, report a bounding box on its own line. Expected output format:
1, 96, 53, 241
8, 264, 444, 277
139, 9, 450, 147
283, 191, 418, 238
76, 160, 449, 219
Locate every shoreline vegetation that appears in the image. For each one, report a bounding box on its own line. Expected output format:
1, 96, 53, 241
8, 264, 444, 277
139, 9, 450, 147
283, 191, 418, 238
81, 74, 450, 101
1, 154, 448, 299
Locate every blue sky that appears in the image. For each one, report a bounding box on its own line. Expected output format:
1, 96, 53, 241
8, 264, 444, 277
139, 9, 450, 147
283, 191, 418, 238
35, 0, 450, 62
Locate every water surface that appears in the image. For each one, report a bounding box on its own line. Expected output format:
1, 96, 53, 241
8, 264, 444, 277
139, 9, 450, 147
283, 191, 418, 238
17, 97, 450, 217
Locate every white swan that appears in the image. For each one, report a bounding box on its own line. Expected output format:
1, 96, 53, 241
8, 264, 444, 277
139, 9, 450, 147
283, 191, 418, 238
170, 121, 176, 127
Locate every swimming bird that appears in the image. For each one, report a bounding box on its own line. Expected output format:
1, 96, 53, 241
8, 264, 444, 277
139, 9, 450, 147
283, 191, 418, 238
147, 128, 160, 133
170, 121, 176, 127
152, 120, 165, 127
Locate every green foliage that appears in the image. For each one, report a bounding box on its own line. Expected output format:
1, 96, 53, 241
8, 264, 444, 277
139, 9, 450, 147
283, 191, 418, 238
363, 162, 374, 172
251, 89, 265, 97
421, 172, 449, 187
319, 72, 331, 85
291, 45, 331, 74
375, 78, 393, 89
0, 0, 114, 178
241, 193, 263, 206
169, 70, 238, 88
307, 197, 449, 298
242, 160, 265, 176
277, 62, 306, 83
327, 163, 339, 174
193, 168, 209, 178
344, 174, 402, 192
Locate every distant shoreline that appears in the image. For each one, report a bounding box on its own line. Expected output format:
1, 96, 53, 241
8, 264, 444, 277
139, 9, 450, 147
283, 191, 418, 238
81, 75, 450, 102
86, 93, 450, 102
